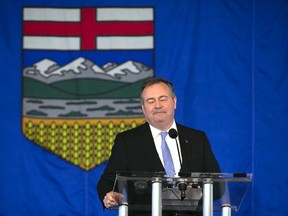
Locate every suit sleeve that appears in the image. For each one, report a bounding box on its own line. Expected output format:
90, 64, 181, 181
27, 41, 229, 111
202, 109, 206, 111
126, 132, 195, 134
97, 133, 128, 204
202, 132, 221, 173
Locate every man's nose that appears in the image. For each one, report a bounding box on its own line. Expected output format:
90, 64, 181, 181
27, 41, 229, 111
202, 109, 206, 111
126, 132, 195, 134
154, 100, 163, 108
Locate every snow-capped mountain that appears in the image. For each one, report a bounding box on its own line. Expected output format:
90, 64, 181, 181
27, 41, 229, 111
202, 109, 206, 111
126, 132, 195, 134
25, 58, 61, 78
23, 57, 153, 84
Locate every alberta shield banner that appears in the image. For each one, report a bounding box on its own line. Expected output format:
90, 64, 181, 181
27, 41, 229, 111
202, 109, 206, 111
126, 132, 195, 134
22, 7, 154, 171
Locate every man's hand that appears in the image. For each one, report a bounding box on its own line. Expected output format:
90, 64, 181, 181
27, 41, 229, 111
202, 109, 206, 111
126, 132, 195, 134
103, 191, 124, 209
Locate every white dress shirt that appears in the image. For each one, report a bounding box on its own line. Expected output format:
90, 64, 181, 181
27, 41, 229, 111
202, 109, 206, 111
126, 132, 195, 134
149, 121, 182, 176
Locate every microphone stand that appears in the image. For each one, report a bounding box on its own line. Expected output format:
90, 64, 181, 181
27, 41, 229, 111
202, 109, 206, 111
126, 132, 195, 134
178, 180, 188, 200
168, 128, 188, 200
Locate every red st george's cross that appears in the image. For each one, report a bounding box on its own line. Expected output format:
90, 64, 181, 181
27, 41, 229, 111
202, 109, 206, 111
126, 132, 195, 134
23, 8, 154, 50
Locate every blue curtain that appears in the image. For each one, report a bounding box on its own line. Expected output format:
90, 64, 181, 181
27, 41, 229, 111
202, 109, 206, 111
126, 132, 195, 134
0, 0, 287, 215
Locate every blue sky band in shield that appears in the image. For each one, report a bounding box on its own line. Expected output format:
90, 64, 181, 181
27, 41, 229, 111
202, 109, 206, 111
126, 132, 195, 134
22, 7, 154, 170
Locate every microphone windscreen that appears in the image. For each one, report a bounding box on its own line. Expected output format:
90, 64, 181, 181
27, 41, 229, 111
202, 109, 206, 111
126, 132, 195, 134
168, 128, 178, 139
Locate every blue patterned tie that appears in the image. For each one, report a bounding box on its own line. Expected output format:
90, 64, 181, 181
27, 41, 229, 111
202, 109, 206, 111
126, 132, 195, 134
161, 132, 175, 177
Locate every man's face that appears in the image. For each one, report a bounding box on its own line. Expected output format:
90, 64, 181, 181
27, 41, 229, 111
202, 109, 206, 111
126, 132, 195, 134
141, 82, 177, 131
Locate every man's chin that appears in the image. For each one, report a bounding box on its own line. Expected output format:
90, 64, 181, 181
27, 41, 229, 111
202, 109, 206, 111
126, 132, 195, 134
154, 118, 167, 125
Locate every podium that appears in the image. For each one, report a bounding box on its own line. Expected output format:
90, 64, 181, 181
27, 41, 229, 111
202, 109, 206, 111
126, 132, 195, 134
112, 172, 252, 216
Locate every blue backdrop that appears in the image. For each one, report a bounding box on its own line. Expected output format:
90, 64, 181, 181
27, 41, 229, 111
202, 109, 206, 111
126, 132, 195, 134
0, 0, 288, 215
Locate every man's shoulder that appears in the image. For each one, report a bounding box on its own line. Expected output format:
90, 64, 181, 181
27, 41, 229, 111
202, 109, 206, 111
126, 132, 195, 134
176, 122, 205, 135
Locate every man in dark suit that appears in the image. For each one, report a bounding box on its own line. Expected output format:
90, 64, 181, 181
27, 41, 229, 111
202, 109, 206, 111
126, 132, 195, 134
97, 77, 221, 215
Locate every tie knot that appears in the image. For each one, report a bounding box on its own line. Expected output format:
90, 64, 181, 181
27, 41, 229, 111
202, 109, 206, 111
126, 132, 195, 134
160, 131, 168, 140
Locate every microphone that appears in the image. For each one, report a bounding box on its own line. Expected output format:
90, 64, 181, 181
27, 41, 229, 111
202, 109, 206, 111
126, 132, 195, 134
168, 128, 182, 165
169, 128, 187, 200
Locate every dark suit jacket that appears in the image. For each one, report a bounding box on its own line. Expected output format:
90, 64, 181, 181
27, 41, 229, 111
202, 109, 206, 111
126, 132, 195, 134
97, 122, 221, 201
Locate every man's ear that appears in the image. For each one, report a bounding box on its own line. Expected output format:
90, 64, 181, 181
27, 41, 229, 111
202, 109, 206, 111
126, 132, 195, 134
174, 96, 177, 109
141, 104, 145, 115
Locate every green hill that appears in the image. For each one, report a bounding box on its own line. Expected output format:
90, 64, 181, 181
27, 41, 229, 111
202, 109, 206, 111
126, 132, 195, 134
23, 77, 144, 99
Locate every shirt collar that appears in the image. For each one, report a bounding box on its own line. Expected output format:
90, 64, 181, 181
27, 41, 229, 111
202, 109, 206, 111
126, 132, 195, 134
149, 121, 177, 139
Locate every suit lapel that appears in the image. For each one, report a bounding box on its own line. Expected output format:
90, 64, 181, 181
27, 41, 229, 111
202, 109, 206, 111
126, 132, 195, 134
139, 122, 165, 172
177, 123, 193, 173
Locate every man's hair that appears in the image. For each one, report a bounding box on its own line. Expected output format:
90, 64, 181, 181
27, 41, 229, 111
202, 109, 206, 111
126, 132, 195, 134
140, 77, 175, 104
